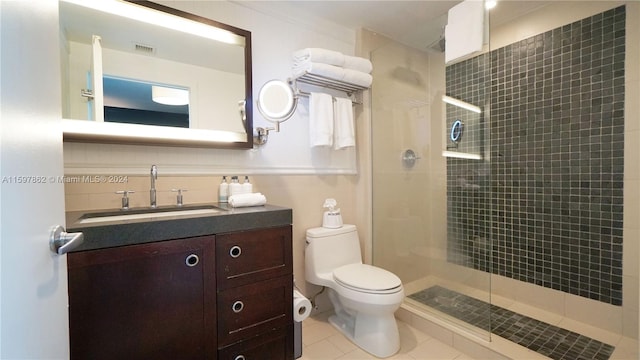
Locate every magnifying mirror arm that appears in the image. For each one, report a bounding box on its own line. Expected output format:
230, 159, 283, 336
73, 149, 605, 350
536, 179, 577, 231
254, 124, 278, 146
254, 79, 300, 146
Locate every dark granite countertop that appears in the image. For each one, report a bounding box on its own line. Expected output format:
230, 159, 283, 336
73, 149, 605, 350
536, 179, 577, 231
66, 203, 292, 252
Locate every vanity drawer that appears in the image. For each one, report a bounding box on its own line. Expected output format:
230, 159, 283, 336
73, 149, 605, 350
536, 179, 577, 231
217, 275, 293, 346
218, 325, 294, 360
216, 226, 292, 290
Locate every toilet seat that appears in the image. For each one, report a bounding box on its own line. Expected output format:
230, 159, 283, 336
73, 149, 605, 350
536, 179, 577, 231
333, 263, 402, 294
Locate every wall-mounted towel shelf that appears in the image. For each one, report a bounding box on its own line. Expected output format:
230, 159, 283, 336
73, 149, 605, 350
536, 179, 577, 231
291, 71, 368, 96
289, 72, 366, 105
254, 71, 367, 146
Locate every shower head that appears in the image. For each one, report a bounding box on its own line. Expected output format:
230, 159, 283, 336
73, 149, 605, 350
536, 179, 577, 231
426, 34, 445, 53
435, 37, 446, 52
425, 23, 446, 53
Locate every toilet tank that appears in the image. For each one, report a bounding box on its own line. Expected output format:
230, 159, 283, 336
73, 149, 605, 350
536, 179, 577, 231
305, 224, 362, 284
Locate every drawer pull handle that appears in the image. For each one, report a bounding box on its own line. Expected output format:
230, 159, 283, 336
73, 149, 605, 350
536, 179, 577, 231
229, 245, 242, 258
232, 300, 244, 313
234, 356, 246, 360
185, 254, 199, 267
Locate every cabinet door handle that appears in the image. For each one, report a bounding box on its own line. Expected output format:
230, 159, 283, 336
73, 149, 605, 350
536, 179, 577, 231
229, 245, 242, 258
185, 254, 199, 267
234, 356, 246, 360
232, 300, 244, 313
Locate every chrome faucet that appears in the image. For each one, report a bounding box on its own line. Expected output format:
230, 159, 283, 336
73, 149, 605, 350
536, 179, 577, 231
150, 164, 158, 208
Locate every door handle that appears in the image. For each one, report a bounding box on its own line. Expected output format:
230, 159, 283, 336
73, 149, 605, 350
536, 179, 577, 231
49, 225, 84, 255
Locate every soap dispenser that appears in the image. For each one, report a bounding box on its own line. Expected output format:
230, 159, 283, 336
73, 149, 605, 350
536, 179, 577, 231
322, 198, 343, 229
218, 176, 229, 203
242, 176, 253, 194
229, 176, 242, 197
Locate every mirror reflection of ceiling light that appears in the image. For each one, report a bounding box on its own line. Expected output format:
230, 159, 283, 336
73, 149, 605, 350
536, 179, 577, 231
485, 0, 498, 10
151, 86, 189, 106
60, 0, 245, 46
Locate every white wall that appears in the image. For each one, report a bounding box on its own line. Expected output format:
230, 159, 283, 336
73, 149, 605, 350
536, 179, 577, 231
63, 0, 361, 175
1, 1, 69, 357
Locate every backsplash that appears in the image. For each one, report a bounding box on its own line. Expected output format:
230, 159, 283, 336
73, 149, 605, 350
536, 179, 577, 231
446, 6, 626, 305
64, 175, 220, 211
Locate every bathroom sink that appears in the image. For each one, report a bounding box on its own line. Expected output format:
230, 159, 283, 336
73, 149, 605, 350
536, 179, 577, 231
77, 205, 226, 224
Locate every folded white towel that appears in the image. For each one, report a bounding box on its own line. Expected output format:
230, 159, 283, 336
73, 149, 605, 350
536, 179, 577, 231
333, 97, 355, 150
343, 55, 373, 73
293, 48, 345, 67
292, 61, 345, 81
445, 0, 484, 64
342, 69, 373, 88
228, 192, 267, 208
309, 92, 334, 147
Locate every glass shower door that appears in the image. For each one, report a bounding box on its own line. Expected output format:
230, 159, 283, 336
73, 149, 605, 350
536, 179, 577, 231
370, 28, 493, 340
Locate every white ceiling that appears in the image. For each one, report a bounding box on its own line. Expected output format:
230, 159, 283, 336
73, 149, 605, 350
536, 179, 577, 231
237, 0, 554, 52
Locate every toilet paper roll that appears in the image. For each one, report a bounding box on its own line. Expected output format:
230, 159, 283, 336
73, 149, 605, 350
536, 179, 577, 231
293, 289, 311, 322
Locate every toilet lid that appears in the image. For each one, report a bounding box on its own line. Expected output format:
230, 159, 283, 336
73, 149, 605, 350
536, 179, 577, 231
333, 264, 402, 292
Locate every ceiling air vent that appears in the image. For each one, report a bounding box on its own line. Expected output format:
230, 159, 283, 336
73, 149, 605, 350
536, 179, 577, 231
133, 43, 156, 55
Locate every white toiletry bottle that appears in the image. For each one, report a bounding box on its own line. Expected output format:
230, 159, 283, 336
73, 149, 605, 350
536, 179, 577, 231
242, 176, 253, 194
229, 176, 242, 197
218, 176, 229, 203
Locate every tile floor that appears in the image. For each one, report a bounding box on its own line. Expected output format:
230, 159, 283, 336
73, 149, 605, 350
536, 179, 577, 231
409, 286, 615, 360
300, 311, 476, 360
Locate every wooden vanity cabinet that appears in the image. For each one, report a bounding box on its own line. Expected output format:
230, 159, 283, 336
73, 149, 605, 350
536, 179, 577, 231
216, 225, 294, 359
67, 225, 293, 360
67, 236, 216, 360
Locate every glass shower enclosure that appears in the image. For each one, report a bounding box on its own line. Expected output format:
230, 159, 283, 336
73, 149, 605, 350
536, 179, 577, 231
370, 14, 493, 340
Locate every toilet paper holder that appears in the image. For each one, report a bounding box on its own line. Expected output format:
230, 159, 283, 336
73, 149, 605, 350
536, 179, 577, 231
293, 289, 311, 322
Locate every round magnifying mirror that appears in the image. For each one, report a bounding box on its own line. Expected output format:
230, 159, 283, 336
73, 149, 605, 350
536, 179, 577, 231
256, 80, 297, 122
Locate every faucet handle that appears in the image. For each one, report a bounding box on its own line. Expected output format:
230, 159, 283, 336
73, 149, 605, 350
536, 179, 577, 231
115, 190, 135, 210
171, 188, 188, 207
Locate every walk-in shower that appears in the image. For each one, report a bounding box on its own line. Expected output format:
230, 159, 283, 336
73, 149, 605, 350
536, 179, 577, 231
369, 2, 635, 359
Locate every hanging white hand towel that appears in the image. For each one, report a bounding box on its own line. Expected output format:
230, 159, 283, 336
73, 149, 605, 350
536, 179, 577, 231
333, 97, 355, 150
444, 0, 484, 64
309, 92, 334, 147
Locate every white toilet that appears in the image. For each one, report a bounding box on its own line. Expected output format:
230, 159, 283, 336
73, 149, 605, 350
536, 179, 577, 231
305, 224, 404, 358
